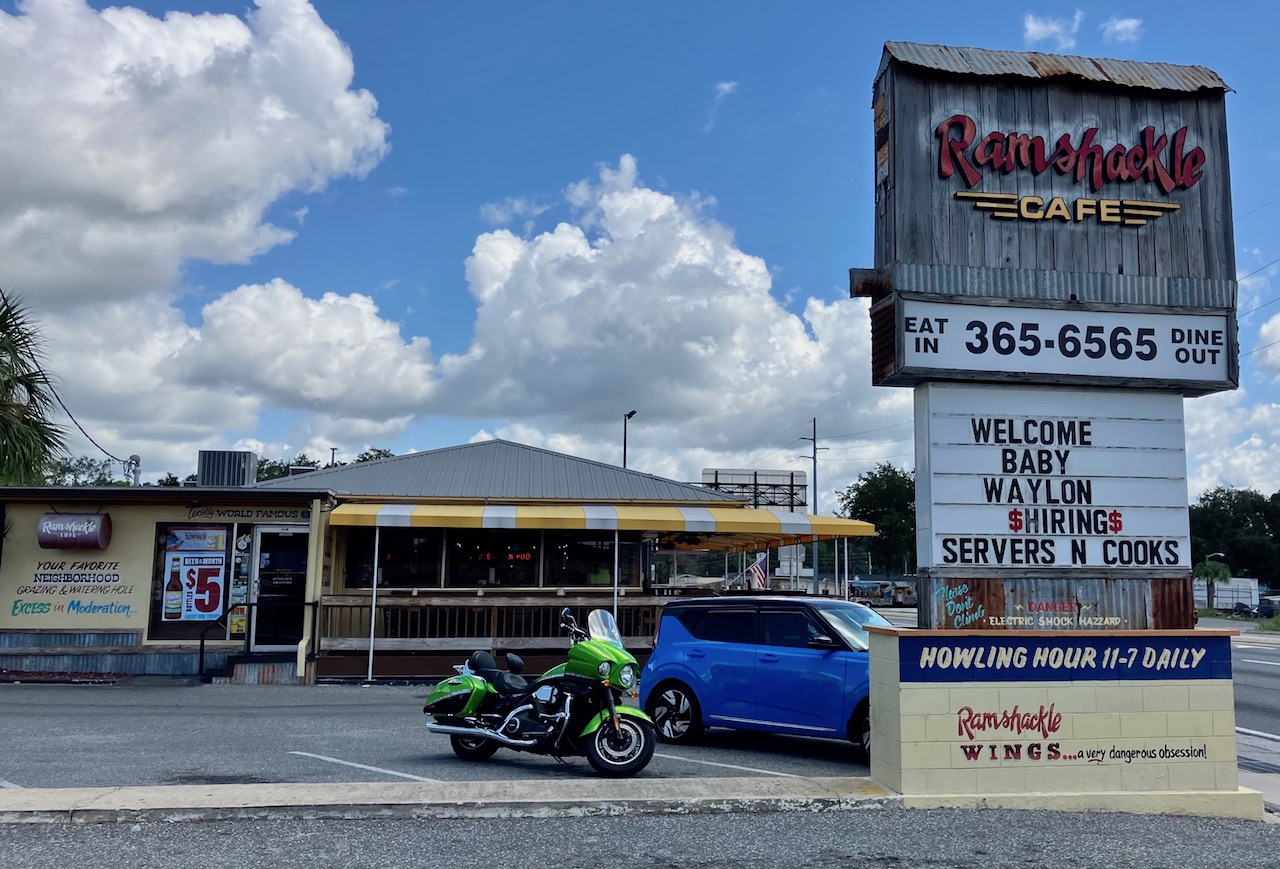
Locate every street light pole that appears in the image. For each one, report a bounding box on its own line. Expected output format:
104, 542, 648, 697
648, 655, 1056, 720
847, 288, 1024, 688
623, 410, 637, 469
1204, 552, 1227, 612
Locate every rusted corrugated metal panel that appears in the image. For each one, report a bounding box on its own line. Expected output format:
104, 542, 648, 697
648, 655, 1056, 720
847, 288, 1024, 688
890, 265, 1237, 308
921, 576, 1162, 630
230, 661, 299, 685
0, 631, 138, 649
869, 297, 896, 383
1151, 577, 1196, 629
879, 42, 1231, 93
0, 652, 225, 675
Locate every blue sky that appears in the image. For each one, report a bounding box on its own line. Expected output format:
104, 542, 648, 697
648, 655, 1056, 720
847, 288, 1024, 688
3, 0, 1279, 508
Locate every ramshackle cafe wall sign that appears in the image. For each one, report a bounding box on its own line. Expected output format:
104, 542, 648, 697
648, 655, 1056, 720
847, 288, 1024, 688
37, 513, 113, 551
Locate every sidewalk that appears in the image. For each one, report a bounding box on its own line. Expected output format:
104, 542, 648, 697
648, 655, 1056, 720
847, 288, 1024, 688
0, 776, 895, 824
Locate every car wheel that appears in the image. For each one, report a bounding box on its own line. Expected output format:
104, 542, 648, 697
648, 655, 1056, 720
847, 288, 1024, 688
645, 682, 704, 745
849, 705, 871, 761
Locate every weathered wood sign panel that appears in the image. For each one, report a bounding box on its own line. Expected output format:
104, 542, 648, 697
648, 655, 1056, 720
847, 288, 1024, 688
872, 47, 1235, 283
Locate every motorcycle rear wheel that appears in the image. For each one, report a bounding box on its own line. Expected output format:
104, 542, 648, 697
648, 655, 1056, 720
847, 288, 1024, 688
584, 716, 655, 777
450, 733, 500, 761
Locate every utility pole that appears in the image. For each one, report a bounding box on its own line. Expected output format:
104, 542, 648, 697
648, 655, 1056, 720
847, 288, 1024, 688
800, 418, 828, 594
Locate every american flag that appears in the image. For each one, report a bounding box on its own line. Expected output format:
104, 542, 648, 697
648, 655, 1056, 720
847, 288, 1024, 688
746, 554, 768, 590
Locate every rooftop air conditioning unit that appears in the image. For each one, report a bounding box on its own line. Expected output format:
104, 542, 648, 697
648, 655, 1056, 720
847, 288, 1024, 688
197, 450, 260, 487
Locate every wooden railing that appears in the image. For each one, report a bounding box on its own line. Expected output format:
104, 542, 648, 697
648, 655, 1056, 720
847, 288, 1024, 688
319, 595, 666, 652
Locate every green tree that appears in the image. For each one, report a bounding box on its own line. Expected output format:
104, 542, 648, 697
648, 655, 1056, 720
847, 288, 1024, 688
356, 447, 394, 462
1189, 486, 1278, 588
256, 451, 320, 482
43, 455, 117, 486
0, 289, 66, 484
156, 472, 181, 487
836, 463, 915, 576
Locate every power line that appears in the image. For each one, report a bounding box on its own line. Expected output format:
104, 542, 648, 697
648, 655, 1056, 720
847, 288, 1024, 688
1238, 194, 1280, 221
824, 420, 913, 440
822, 436, 916, 457
1234, 255, 1280, 320
51, 389, 125, 464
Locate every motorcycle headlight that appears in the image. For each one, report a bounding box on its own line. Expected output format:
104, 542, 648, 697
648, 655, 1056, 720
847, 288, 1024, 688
598, 661, 612, 678
619, 664, 636, 688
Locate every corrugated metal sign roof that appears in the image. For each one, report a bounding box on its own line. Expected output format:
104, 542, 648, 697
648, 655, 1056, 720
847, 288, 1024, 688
879, 41, 1231, 93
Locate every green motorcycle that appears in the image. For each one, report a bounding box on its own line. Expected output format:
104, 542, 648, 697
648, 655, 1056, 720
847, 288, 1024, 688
423, 607, 656, 777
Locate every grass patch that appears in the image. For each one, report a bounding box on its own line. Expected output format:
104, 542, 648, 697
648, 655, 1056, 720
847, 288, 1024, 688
1256, 616, 1280, 633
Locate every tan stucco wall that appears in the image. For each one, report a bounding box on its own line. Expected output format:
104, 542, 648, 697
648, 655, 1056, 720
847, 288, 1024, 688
1, 501, 313, 639
869, 628, 1262, 819
1, 503, 167, 632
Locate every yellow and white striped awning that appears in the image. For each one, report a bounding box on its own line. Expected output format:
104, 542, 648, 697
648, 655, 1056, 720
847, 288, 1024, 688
328, 503, 873, 548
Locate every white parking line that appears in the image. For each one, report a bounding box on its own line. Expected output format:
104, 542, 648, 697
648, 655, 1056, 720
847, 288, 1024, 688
1237, 727, 1280, 743
289, 751, 442, 782
0, 780, 22, 789
1237, 644, 1280, 651
1243, 659, 1280, 667
654, 753, 800, 778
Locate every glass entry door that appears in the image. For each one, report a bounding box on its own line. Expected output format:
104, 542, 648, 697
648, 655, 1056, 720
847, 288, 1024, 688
251, 526, 309, 651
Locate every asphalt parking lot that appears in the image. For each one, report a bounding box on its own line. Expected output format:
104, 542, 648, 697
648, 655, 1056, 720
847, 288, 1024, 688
0, 681, 867, 790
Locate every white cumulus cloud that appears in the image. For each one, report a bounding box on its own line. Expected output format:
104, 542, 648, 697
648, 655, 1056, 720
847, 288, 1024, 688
1024, 9, 1085, 50
1101, 16, 1143, 43
170, 278, 436, 420
0, 0, 388, 305
0, 0, 391, 473
431, 155, 905, 504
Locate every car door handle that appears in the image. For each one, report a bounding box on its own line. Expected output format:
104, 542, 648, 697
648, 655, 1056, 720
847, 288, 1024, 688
687, 649, 705, 658
759, 653, 780, 662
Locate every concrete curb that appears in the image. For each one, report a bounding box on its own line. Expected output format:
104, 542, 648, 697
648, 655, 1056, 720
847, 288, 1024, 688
0, 776, 898, 825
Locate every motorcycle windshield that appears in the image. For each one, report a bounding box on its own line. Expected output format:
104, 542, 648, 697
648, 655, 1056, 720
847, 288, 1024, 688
587, 609, 625, 649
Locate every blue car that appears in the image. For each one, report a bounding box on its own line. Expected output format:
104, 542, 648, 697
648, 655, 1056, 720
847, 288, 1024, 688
639, 596, 891, 758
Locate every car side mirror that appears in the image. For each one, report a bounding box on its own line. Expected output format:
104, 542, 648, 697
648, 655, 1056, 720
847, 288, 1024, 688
807, 634, 837, 649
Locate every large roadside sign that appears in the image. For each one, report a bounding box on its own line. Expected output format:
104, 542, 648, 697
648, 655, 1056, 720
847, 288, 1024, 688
854, 44, 1234, 629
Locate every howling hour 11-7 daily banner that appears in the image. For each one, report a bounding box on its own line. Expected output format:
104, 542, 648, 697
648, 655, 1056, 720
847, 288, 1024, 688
914, 384, 1190, 571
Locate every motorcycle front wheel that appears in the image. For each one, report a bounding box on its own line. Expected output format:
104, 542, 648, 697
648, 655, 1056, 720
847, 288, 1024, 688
450, 733, 500, 761
584, 716, 655, 777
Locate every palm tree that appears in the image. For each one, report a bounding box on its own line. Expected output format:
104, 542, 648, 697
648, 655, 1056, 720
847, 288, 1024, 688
0, 288, 66, 484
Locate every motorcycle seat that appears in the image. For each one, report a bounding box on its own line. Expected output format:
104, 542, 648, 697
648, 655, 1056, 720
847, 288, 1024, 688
491, 671, 530, 694
468, 650, 530, 694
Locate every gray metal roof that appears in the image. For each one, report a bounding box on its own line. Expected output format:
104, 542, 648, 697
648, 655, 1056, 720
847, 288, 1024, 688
250, 439, 743, 503
879, 41, 1231, 93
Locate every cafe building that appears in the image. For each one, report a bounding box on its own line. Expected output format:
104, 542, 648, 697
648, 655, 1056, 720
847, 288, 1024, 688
0, 440, 874, 683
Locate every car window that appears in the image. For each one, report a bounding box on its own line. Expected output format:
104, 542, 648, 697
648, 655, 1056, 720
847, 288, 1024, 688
813, 604, 892, 651
691, 609, 756, 643
760, 610, 822, 648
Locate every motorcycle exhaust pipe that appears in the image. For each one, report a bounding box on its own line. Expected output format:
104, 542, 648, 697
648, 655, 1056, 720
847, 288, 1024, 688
424, 721, 538, 747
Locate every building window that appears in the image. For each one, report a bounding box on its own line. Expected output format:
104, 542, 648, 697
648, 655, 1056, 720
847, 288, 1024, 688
446, 530, 539, 588
544, 531, 641, 588
344, 527, 443, 589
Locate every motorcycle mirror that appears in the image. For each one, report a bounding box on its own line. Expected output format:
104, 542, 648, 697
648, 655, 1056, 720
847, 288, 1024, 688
560, 607, 574, 622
